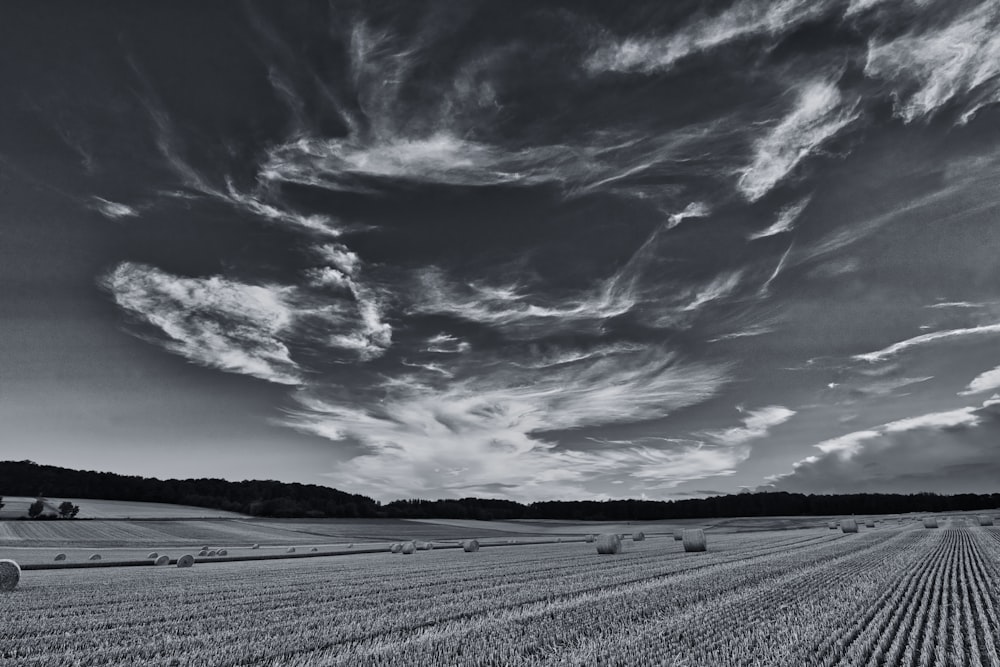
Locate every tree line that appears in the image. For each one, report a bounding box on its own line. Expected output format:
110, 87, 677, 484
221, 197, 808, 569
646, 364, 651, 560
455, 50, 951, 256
1, 461, 997, 520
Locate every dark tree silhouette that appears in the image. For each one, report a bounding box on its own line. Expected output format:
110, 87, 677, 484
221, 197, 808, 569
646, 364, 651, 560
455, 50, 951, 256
28, 498, 45, 518
57, 501, 80, 519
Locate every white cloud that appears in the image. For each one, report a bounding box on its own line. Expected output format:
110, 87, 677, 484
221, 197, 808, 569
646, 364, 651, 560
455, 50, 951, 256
703, 405, 796, 446
748, 197, 811, 240
585, 0, 832, 74
667, 202, 711, 230
737, 80, 859, 201
864, 0, 1000, 124
959, 365, 1000, 395
853, 323, 1000, 362
769, 400, 998, 494
103, 263, 302, 385
92, 197, 138, 220
285, 347, 730, 500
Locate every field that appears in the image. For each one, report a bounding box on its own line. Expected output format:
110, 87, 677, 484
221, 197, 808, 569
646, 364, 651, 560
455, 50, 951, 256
1, 513, 998, 665
0, 497, 247, 520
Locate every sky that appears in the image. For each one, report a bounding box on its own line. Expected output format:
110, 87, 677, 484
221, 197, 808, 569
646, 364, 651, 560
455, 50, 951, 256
1, 0, 1000, 502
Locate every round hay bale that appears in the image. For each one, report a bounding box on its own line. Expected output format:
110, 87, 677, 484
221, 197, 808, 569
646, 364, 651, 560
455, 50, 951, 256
347, 543, 354, 549
88, 553, 101, 561
922, 517, 938, 529
401, 541, 417, 554
0, 560, 21, 592
147, 552, 158, 559
207, 550, 217, 557
201, 545, 208, 551
841, 519, 858, 533
596, 534, 622, 554
310, 547, 318, 552
978, 515, 994, 527
827, 522, 837, 530
176, 554, 194, 568
462, 539, 480, 552
682, 529, 707, 552
585, 534, 595, 543
632, 531, 645, 542
54, 553, 67, 561
251, 543, 260, 549
198, 550, 208, 557
286, 547, 296, 553
390, 543, 402, 553
217, 549, 227, 556
864, 520, 875, 528
154, 555, 170, 566
673, 530, 684, 541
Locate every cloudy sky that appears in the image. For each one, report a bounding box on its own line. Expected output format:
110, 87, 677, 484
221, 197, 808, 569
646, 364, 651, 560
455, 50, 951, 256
2, 0, 999, 502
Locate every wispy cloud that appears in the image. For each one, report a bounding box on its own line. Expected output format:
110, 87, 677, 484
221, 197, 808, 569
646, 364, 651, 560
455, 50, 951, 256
286, 347, 730, 500
769, 399, 1000, 494
748, 197, 811, 240
703, 405, 796, 446
737, 80, 859, 201
667, 202, 711, 229
91, 197, 138, 220
959, 365, 1000, 395
585, 0, 833, 75
103, 263, 302, 385
864, 0, 1000, 124
853, 323, 1000, 362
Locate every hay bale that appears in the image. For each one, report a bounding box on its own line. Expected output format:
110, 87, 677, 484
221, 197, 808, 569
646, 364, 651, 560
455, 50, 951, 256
217, 549, 227, 556
556, 537, 562, 543
154, 555, 170, 566
585, 534, 595, 543
596, 534, 622, 554
176, 554, 194, 568
0, 560, 21, 592
401, 541, 417, 554
978, 515, 994, 526
286, 547, 296, 553
462, 539, 480, 552
347, 543, 354, 549
390, 543, 403, 553
632, 531, 646, 542
88, 554, 101, 561
54, 553, 67, 561
864, 520, 875, 528
198, 550, 208, 557
251, 543, 260, 549
841, 519, 858, 533
147, 552, 158, 559
682, 529, 707, 552
207, 550, 217, 557
201, 545, 208, 551
310, 547, 318, 552
673, 530, 684, 541
827, 522, 837, 530
923, 517, 938, 529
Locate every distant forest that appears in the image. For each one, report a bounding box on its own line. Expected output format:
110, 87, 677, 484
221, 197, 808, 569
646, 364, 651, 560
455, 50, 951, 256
2, 461, 998, 520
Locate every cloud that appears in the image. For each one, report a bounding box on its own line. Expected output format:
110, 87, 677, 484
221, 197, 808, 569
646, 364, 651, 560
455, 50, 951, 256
667, 202, 711, 230
748, 197, 811, 240
92, 197, 138, 220
864, 0, 1000, 124
104, 259, 393, 383
285, 347, 730, 500
424, 333, 470, 354
585, 0, 832, 74
960, 365, 1000, 395
853, 323, 1000, 362
703, 405, 796, 446
103, 263, 303, 385
737, 80, 859, 201
769, 399, 1000, 493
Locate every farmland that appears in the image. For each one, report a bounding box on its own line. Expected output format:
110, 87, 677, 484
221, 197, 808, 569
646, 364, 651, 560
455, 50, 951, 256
1, 515, 998, 665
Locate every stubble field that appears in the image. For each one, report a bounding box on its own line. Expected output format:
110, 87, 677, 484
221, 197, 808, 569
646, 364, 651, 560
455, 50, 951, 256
1, 515, 998, 666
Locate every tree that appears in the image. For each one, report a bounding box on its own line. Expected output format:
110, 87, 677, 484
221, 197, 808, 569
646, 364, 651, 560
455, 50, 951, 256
28, 499, 45, 518
57, 501, 79, 519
